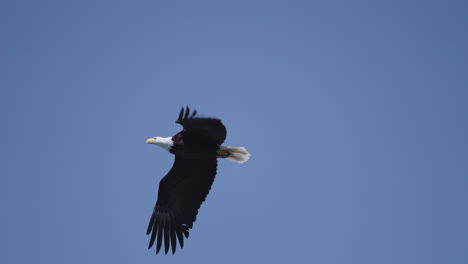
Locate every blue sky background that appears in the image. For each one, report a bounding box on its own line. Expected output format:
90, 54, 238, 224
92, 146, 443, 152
2, 0, 467, 263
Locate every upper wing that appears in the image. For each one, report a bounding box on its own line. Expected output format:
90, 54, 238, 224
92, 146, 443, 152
176, 106, 227, 145
146, 156, 218, 254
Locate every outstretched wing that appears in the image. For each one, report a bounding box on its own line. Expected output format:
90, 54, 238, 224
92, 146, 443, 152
147, 156, 218, 254
176, 106, 227, 145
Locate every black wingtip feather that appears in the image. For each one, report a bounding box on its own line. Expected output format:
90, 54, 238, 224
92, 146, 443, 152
156, 221, 163, 254
164, 225, 170, 254
148, 221, 157, 249
176, 106, 198, 125
176, 230, 184, 249
170, 229, 177, 254
168, 218, 177, 254
146, 213, 154, 235
184, 106, 190, 119
178, 107, 184, 121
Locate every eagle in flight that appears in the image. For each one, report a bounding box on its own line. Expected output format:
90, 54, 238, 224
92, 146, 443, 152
145, 107, 250, 254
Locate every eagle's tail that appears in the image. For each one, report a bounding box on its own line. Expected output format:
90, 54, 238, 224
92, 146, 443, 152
218, 146, 251, 163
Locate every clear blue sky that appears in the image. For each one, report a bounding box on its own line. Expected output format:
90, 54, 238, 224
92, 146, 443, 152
1, 1, 467, 263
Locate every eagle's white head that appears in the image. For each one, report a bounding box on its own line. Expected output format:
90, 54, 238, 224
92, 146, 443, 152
146, 136, 174, 152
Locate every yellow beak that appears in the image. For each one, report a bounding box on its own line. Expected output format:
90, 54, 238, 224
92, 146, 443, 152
146, 138, 156, 144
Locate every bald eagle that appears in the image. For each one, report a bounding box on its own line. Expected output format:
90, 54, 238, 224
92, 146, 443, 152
145, 107, 250, 254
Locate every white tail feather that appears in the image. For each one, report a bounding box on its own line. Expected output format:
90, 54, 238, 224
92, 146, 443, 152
220, 146, 251, 163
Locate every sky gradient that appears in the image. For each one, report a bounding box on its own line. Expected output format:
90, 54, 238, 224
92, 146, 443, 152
2, 1, 468, 263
